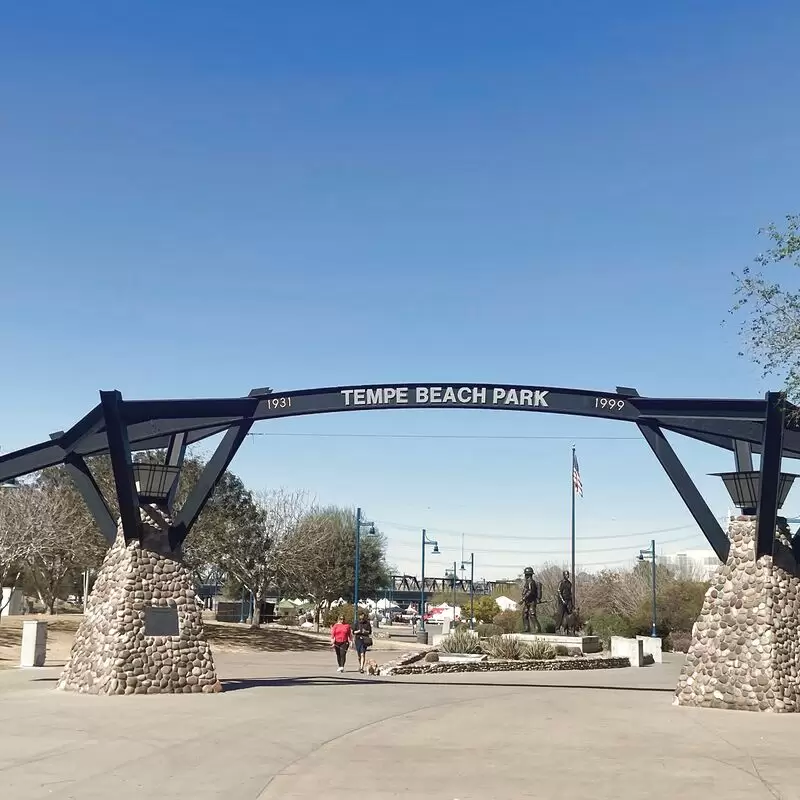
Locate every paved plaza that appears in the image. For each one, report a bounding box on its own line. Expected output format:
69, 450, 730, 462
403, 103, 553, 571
1, 648, 799, 800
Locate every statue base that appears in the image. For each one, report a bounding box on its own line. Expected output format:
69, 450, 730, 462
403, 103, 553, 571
58, 517, 221, 695
674, 516, 800, 712
507, 633, 602, 654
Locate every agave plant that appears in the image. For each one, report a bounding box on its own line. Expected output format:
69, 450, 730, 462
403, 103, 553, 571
520, 640, 556, 660
439, 628, 482, 654
481, 635, 522, 660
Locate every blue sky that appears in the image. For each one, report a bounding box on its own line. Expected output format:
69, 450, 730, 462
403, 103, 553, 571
2, 2, 799, 579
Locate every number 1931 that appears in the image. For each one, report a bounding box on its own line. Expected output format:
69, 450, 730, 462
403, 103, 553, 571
266, 396, 292, 410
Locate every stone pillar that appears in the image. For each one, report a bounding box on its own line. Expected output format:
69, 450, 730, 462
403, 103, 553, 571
57, 513, 221, 695
674, 516, 800, 712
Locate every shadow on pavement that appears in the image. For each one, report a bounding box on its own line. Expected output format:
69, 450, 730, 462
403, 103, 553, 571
222, 676, 391, 691
221, 675, 676, 693
206, 625, 331, 653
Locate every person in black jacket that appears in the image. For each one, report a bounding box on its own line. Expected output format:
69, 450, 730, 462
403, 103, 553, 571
353, 611, 373, 673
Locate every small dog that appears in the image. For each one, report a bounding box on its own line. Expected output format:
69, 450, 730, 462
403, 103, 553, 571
366, 659, 379, 676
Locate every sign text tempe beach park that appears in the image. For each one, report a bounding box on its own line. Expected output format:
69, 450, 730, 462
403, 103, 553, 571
260, 383, 638, 421
342, 385, 552, 408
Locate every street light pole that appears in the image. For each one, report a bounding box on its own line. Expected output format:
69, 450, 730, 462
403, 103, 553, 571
451, 561, 457, 622
419, 529, 439, 636
354, 507, 362, 624
461, 553, 475, 630
650, 539, 657, 638
352, 507, 376, 624
638, 538, 658, 638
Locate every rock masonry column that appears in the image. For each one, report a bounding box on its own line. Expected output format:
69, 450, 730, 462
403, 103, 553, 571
674, 516, 800, 712
57, 513, 221, 695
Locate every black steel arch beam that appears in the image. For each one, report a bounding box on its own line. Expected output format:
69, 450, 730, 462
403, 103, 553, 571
64, 453, 117, 545
636, 420, 730, 561
48, 431, 117, 544
734, 440, 754, 471
756, 392, 786, 559
169, 418, 256, 549
0, 441, 66, 483
165, 431, 188, 512
99, 390, 140, 544
660, 424, 736, 453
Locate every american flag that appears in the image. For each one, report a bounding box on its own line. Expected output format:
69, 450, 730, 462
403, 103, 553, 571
572, 450, 583, 497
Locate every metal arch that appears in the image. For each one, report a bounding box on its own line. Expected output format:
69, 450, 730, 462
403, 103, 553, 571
1, 381, 798, 560
2, 382, 786, 483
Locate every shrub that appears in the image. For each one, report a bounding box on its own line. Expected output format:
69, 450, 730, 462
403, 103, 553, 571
470, 595, 501, 623
323, 604, 356, 627
481, 635, 522, 660
476, 623, 504, 639
493, 610, 522, 634
554, 644, 568, 656
667, 631, 692, 653
424, 650, 440, 663
440, 628, 482, 654
520, 640, 556, 660
656, 579, 707, 632
587, 613, 635, 649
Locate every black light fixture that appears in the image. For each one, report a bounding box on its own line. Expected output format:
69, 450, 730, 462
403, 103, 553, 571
432, 543, 440, 554
711, 470, 798, 515
132, 463, 181, 505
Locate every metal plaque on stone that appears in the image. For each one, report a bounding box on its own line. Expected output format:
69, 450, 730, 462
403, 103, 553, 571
144, 605, 179, 636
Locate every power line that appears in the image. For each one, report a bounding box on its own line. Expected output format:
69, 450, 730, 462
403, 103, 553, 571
374, 518, 721, 541
385, 532, 701, 555
246, 432, 638, 441
474, 556, 640, 569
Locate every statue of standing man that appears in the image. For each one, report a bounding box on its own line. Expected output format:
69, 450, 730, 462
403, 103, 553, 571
554, 570, 575, 633
521, 567, 542, 634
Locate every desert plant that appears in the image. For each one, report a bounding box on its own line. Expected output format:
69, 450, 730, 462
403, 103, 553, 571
554, 644, 568, 656
424, 650, 440, 662
470, 595, 501, 623
492, 609, 522, 634
439, 628, 482, 654
481, 634, 522, 660
323, 604, 357, 627
476, 623, 504, 639
667, 630, 692, 653
520, 640, 556, 660
587, 613, 635, 649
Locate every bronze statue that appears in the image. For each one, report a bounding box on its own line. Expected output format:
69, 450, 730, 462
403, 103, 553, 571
521, 567, 542, 634
554, 570, 575, 634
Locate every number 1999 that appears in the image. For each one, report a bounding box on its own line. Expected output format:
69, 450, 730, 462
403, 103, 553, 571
595, 397, 625, 411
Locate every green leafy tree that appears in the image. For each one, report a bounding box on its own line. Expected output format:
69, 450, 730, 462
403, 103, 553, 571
469, 595, 500, 623
732, 214, 800, 399
294, 506, 391, 628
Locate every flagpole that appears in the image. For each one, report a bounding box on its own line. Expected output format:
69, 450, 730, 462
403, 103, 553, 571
571, 443, 576, 608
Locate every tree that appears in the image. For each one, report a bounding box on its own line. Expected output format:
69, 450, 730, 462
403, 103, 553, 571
294, 506, 391, 629
732, 214, 800, 400
470, 595, 500, 623
0, 485, 33, 619
24, 482, 105, 614
193, 487, 320, 627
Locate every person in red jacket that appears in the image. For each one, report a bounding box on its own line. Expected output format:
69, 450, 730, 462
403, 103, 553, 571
330, 613, 353, 673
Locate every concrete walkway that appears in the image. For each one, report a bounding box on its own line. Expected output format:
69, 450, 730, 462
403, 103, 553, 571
1, 651, 798, 800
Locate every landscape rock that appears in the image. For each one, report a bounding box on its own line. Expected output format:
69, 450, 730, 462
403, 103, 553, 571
675, 516, 800, 713
57, 513, 220, 695
383, 656, 629, 676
